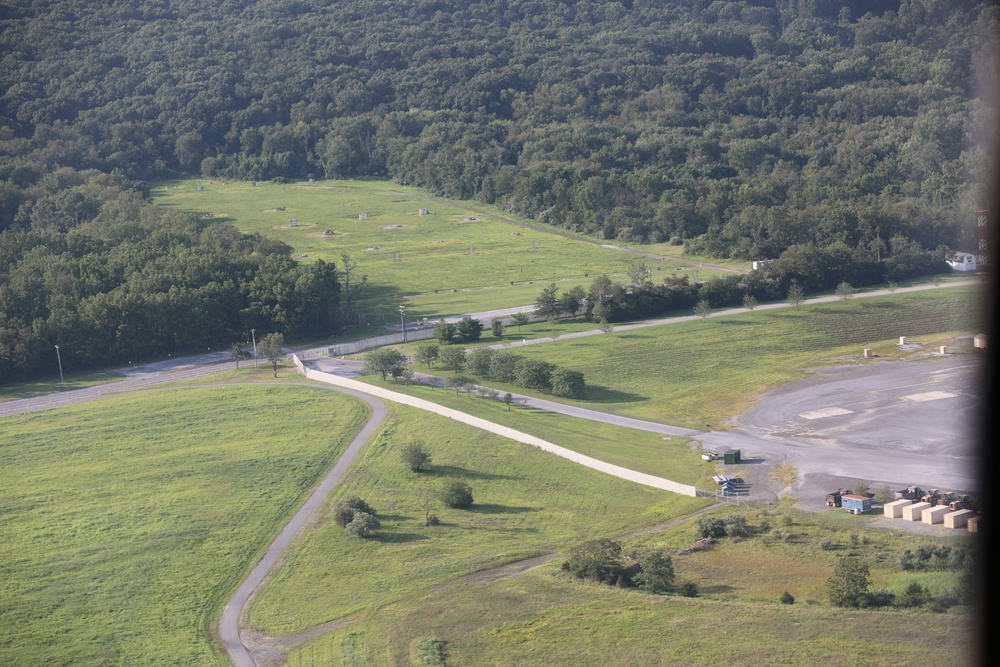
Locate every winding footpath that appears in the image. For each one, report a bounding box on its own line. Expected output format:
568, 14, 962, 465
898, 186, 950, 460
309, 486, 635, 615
218, 386, 387, 667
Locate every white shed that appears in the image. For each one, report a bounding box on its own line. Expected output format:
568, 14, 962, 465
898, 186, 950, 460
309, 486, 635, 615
944, 509, 975, 529
946, 252, 977, 271
922, 505, 951, 524
902, 502, 932, 521
884, 498, 913, 518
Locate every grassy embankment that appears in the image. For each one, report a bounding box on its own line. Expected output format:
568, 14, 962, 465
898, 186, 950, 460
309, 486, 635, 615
0, 385, 370, 667
378, 285, 986, 431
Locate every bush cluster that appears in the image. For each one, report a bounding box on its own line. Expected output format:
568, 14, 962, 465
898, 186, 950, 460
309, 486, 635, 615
561, 539, 679, 595
443, 347, 587, 399
332, 494, 380, 539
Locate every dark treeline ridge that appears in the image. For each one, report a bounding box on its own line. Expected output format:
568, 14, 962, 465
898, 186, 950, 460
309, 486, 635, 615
1, 0, 996, 256
0, 168, 341, 382
1, 1, 996, 382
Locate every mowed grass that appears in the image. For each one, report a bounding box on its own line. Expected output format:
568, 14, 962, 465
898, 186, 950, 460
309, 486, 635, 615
441, 286, 986, 430
0, 385, 370, 667
244, 404, 705, 635
354, 376, 710, 484
284, 506, 973, 667
149, 178, 726, 318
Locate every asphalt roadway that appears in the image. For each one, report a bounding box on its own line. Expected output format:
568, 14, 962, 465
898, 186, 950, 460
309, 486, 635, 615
314, 351, 985, 510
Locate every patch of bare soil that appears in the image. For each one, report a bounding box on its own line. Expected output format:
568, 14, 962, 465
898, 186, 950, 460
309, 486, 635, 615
242, 619, 353, 667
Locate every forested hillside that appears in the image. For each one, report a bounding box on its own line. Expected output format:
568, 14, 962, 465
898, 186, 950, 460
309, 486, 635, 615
2, 0, 996, 252
1, 0, 996, 381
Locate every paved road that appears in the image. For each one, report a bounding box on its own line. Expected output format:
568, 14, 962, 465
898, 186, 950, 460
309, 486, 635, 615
218, 385, 387, 667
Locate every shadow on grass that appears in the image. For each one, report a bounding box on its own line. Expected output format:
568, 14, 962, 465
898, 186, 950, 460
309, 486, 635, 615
699, 584, 736, 595
466, 503, 540, 515
375, 532, 428, 544
579, 385, 648, 404
426, 465, 518, 481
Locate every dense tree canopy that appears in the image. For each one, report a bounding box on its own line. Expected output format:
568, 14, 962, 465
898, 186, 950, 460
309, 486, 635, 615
0, 169, 341, 382
2, 1, 995, 257
1, 1, 995, 381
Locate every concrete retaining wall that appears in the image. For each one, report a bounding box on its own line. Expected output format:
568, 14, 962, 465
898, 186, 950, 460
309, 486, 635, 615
293, 354, 697, 496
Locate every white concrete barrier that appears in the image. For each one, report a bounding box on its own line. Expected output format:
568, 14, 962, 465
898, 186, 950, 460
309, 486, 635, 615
293, 355, 697, 496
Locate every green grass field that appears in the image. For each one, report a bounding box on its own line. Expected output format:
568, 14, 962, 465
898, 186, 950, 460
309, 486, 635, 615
149, 178, 730, 319
389, 286, 986, 430
243, 403, 703, 636
280, 505, 974, 666
0, 385, 370, 667
354, 375, 709, 483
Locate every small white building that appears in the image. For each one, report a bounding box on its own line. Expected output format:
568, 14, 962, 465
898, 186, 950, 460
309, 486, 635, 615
946, 252, 977, 271
884, 498, 913, 518
902, 501, 932, 521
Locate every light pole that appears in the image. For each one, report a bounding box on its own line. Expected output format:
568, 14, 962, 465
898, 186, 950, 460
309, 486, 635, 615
54, 345, 64, 383
399, 305, 406, 343
250, 328, 258, 369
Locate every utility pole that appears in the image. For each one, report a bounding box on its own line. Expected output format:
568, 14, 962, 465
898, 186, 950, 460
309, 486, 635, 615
399, 305, 407, 343
250, 329, 258, 369
54, 345, 64, 383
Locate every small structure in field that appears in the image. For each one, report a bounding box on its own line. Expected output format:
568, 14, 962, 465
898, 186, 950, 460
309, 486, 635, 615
974, 334, 987, 349
841, 494, 871, 515
723, 449, 741, 464
418, 207, 428, 215
884, 498, 913, 518
359, 213, 368, 220
944, 509, 975, 529
945, 251, 976, 271
902, 501, 932, 521
922, 504, 951, 524
289, 219, 298, 227
967, 515, 980, 533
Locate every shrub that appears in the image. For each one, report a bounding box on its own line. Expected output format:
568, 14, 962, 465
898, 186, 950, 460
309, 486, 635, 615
440, 479, 474, 508
827, 557, 871, 608
550, 368, 586, 398
678, 582, 699, 597
345, 511, 380, 539
896, 582, 931, 609
698, 516, 726, 538
333, 494, 377, 528
401, 441, 432, 472
723, 513, 749, 537
634, 550, 675, 594
514, 358, 554, 391
780, 590, 795, 604
562, 539, 631, 586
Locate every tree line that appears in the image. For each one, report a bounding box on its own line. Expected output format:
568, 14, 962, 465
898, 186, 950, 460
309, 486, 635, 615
0, 168, 342, 383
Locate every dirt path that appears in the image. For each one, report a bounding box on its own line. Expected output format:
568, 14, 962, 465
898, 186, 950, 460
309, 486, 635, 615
218, 385, 388, 667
